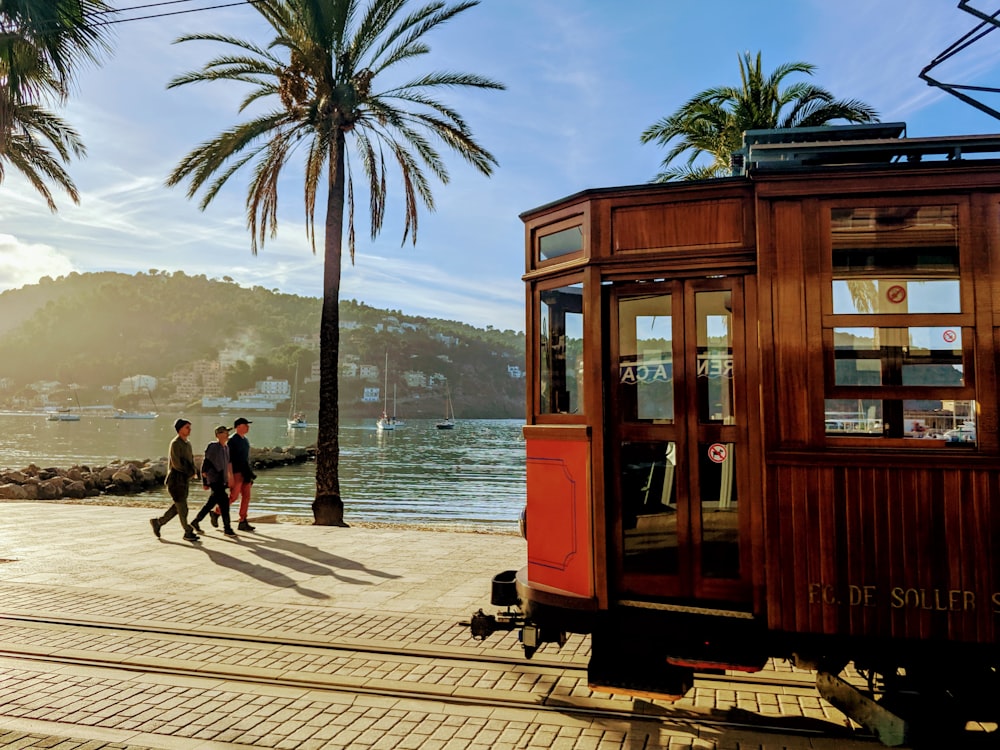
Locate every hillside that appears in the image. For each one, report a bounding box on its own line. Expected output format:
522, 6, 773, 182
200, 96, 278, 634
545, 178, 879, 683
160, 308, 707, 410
0, 271, 525, 419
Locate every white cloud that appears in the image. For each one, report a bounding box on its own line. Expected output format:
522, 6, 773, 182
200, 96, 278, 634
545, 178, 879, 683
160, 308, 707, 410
0, 235, 77, 291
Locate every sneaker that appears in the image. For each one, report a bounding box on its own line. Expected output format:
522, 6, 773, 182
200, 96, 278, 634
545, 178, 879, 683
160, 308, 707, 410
238, 520, 255, 532
150, 518, 161, 538
223, 528, 238, 538
191, 521, 203, 534
210, 512, 219, 528
183, 531, 199, 542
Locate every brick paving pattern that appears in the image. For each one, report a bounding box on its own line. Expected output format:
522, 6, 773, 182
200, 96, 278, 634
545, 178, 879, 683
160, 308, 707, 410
0, 503, 884, 748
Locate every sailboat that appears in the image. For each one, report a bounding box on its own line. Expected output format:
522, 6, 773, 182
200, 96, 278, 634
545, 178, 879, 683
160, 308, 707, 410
46, 408, 80, 422
436, 385, 455, 430
376, 354, 395, 431
47, 389, 82, 421
112, 382, 158, 419
287, 361, 307, 428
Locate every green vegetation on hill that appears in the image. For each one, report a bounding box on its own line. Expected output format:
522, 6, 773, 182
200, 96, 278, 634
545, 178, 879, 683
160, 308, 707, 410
0, 271, 525, 418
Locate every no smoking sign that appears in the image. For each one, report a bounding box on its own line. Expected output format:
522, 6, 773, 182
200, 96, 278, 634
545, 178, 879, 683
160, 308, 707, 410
886, 285, 907, 304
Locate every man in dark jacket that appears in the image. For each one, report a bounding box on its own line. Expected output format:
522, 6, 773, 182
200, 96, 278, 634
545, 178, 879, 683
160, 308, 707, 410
192, 425, 237, 537
217, 416, 256, 532
151, 418, 199, 542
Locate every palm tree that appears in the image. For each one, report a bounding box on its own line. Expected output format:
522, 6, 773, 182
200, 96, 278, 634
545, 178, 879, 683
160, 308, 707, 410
166, 0, 504, 526
0, 0, 113, 208
641, 51, 879, 181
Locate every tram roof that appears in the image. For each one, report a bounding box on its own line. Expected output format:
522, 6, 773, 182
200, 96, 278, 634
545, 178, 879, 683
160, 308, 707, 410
521, 123, 1000, 221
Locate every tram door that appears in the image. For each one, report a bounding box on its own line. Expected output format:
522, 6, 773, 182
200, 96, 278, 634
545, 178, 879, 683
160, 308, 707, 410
609, 277, 750, 604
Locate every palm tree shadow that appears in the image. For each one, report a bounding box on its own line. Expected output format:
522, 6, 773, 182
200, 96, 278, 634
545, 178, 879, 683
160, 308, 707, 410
166, 539, 329, 599
247, 532, 401, 580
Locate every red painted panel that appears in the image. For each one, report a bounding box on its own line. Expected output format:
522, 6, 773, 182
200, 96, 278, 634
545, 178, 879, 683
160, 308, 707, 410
526, 438, 592, 597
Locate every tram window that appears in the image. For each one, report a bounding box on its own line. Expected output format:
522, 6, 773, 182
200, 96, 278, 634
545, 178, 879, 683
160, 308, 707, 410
698, 442, 739, 580
620, 441, 678, 576
696, 291, 735, 425
539, 283, 584, 414
833, 327, 964, 387
825, 204, 973, 445
831, 205, 960, 315
539, 225, 583, 262
618, 295, 674, 423
824, 399, 977, 441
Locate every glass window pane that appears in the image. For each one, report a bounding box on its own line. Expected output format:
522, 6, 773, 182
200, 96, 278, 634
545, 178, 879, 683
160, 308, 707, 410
824, 399, 883, 435
618, 295, 673, 422
824, 399, 978, 443
621, 441, 678, 576
832, 280, 960, 314
539, 284, 584, 414
539, 225, 583, 261
699, 442, 739, 579
831, 206, 960, 314
833, 327, 964, 387
696, 291, 735, 424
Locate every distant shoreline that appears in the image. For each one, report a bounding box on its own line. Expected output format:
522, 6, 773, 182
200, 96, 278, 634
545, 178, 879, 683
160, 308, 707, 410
2, 496, 520, 536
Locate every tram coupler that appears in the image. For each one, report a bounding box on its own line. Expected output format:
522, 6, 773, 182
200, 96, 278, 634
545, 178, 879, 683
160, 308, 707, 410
469, 607, 523, 640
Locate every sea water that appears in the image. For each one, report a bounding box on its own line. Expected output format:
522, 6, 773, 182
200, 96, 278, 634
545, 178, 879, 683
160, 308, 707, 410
0, 414, 527, 531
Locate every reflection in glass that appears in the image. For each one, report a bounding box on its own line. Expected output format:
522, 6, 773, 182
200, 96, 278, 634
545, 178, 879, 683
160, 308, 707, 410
831, 205, 960, 314
833, 327, 964, 387
539, 225, 583, 261
618, 295, 673, 422
539, 284, 584, 414
696, 292, 734, 424
699, 442, 739, 579
824, 398, 978, 443
621, 441, 678, 575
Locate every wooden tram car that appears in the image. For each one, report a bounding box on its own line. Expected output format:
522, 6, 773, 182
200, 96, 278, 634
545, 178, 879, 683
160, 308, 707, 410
470, 123, 1000, 744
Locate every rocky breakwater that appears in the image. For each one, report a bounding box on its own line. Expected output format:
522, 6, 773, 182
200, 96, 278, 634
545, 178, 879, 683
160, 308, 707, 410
0, 445, 314, 501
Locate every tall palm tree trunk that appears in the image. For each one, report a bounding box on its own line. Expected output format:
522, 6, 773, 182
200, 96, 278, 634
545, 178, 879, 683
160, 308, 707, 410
312, 131, 347, 526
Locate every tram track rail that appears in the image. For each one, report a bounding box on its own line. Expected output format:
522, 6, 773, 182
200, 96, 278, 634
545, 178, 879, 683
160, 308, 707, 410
0, 613, 876, 744
0, 616, 870, 740
0, 611, 824, 692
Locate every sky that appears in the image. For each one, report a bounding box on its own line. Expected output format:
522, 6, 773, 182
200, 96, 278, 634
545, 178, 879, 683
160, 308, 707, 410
2, 0, 999, 333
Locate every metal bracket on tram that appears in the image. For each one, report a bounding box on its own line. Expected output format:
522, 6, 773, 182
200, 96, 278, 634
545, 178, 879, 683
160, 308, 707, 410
468, 568, 524, 639
466, 569, 568, 658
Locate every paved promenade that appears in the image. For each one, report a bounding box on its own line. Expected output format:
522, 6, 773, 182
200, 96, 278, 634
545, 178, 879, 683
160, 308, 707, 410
0, 501, 874, 749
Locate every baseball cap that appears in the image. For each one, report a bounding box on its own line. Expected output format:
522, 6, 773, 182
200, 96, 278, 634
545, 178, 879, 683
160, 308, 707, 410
233, 417, 252, 427
214, 425, 230, 435
173, 418, 191, 432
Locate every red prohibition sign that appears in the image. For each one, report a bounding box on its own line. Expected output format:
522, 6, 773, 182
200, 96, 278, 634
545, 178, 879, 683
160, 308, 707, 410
886, 284, 907, 304
708, 443, 728, 463
943, 329, 957, 343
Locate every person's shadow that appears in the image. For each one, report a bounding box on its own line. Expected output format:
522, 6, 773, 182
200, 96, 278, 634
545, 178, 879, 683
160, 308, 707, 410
163, 538, 329, 599
248, 532, 402, 581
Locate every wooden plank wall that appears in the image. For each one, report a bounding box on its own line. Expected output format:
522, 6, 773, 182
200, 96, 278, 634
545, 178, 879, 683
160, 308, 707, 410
766, 463, 999, 645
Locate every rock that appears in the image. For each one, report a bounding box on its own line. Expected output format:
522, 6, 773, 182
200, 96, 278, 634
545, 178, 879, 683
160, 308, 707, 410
36, 480, 62, 500
0, 483, 28, 499
63, 481, 88, 499
111, 470, 134, 485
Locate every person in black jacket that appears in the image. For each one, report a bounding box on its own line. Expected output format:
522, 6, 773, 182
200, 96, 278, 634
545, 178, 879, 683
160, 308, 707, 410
214, 416, 256, 532
192, 425, 237, 537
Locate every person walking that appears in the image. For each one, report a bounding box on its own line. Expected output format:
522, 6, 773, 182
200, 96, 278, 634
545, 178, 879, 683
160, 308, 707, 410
151, 418, 199, 542
192, 425, 237, 538
214, 416, 256, 532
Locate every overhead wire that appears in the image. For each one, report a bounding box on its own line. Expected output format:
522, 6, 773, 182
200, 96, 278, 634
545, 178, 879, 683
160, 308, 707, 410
84, 0, 261, 27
